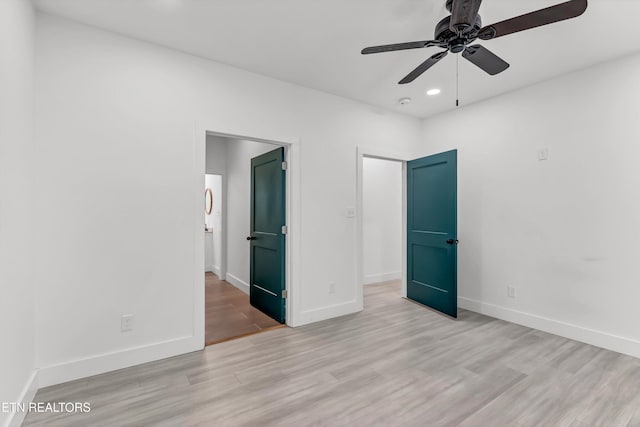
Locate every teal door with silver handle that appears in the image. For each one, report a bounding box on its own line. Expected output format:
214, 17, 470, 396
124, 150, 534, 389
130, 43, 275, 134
407, 150, 458, 318
248, 147, 286, 323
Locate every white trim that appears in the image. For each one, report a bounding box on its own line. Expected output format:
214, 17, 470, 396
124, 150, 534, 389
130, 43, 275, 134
225, 272, 250, 295
219, 173, 227, 281
205, 264, 216, 273
297, 300, 360, 326
196, 122, 302, 333
356, 146, 412, 309
5, 370, 39, 427
211, 265, 221, 277
459, 297, 640, 359
38, 336, 200, 388
401, 161, 407, 299
363, 271, 402, 285
193, 122, 207, 353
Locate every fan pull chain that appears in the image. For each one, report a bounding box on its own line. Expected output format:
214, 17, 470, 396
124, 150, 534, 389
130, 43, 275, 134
456, 54, 460, 107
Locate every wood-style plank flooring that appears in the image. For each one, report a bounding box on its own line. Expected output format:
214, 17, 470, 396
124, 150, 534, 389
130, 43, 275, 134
25, 281, 640, 426
205, 272, 282, 345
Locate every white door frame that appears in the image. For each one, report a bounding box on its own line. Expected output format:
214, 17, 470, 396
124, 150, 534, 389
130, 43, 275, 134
355, 146, 412, 309
193, 122, 302, 347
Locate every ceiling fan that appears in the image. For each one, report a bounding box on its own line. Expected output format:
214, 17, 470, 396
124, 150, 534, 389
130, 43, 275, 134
361, 0, 588, 84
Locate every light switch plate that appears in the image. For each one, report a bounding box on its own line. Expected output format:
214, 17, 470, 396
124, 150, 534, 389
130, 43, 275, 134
121, 314, 134, 332
329, 282, 336, 294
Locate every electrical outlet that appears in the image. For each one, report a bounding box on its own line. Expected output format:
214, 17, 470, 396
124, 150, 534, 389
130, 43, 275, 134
507, 286, 516, 298
329, 282, 336, 294
537, 147, 549, 161
121, 314, 134, 332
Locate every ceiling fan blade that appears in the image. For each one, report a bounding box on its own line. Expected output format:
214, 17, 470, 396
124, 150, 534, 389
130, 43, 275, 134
361, 40, 440, 55
399, 51, 448, 85
450, 0, 483, 33
478, 0, 587, 40
462, 45, 509, 75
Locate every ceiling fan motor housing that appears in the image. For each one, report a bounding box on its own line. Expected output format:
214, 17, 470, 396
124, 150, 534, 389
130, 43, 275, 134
434, 15, 482, 53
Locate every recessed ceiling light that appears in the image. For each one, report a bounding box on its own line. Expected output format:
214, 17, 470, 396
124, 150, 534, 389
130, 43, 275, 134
426, 88, 441, 96
157, 0, 182, 9
398, 97, 412, 105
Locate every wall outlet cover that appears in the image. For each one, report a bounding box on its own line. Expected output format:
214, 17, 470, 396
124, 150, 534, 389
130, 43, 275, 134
121, 314, 134, 332
537, 148, 549, 161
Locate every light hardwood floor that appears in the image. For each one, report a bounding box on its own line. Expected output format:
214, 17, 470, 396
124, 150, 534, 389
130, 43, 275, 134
205, 272, 283, 345
24, 281, 640, 426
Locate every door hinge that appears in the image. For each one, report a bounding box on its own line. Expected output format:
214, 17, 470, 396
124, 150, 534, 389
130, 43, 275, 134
282, 225, 288, 235
282, 290, 288, 299
281, 161, 288, 170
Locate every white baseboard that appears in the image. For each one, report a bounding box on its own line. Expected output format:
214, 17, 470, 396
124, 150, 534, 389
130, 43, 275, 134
363, 271, 401, 285
225, 273, 249, 295
459, 297, 640, 359
37, 336, 201, 388
4, 369, 39, 427
204, 265, 221, 277
297, 300, 361, 326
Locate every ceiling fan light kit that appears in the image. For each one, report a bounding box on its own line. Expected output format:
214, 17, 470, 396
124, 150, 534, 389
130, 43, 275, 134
361, 0, 588, 85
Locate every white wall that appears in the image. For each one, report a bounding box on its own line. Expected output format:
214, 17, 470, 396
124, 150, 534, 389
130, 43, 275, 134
204, 174, 221, 274
204, 174, 221, 233
420, 52, 640, 358
34, 13, 422, 386
224, 138, 275, 292
205, 137, 227, 277
206, 135, 228, 177
0, 0, 37, 425
362, 158, 402, 284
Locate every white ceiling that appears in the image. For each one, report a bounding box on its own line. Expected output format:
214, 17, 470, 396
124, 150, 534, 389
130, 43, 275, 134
34, 0, 640, 118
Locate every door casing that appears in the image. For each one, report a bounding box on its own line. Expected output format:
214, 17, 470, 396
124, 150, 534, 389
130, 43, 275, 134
356, 146, 411, 308
194, 124, 302, 349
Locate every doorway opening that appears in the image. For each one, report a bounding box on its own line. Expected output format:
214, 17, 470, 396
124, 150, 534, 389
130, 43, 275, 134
204, 134, 287, 345
361, 156, 404, 309
356, 147, 459, 318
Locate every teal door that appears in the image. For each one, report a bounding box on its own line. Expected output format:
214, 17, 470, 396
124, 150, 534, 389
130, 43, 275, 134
248, 147, 286, 323
407, 150, 458, 318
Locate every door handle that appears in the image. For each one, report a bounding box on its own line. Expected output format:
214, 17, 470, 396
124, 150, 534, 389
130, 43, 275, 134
446, 239, 459, 245
246, 236, 256, 241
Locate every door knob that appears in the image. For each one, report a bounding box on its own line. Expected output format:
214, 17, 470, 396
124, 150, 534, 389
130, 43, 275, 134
246, 236, 256, 241
446, 239, 459, 245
